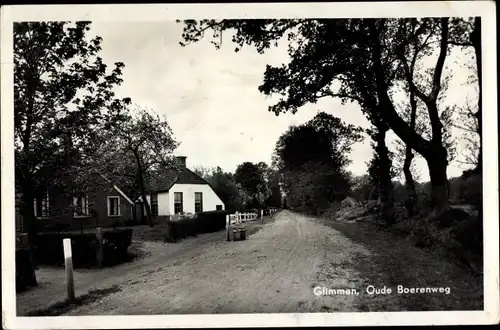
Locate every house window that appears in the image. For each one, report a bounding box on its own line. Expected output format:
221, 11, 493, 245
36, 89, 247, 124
174, 192, 183, 214
195, 192, 203, 213
73, 194, 89, 218
150, 193, 158, 216
107, 196, 121, 216
34, 193, 50, 218
216, 205, 223, 210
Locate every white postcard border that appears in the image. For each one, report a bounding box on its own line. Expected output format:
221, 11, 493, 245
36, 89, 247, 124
1, 2, 498, 328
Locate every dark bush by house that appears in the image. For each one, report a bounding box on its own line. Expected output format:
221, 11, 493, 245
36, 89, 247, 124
196, 210, 230, 233
164, 210, 230, 242
36, 229, 133, 268
16, 248, 37, 292
101, 229, 134, 266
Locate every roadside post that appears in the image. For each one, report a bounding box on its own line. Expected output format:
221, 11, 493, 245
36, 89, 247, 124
261, 209, 264, 224
63, 238, 75, 301
225, 214, 230, 241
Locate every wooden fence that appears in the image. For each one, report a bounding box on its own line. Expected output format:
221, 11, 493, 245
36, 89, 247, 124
228, 212, 258, 225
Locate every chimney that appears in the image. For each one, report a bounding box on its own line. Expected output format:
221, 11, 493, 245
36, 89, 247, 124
175, 156, 187, 168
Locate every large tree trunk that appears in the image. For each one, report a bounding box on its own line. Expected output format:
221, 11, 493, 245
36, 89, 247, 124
403, 79, 419, 217
403, 149, 417, 216
425, 145, 450, 216
371, 18, 451, 217
375, 128, 395, 225
134, 151, 154, 227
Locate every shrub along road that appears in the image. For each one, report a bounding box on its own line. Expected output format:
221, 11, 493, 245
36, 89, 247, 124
55, 210, 481, 315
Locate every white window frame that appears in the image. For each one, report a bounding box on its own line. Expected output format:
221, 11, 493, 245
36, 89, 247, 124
34, 192, 50, 219
194, 192, 203, 213
150, 193, 159, 216
107, 196, 121, 217
174, 192, 183, 214
73, 194, 90, 218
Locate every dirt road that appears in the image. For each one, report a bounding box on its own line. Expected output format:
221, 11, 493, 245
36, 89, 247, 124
23, 210, 480, 315
62, 211, 374, 315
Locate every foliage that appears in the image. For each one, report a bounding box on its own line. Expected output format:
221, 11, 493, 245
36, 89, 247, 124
282, 161, 351, 215
178, 17, 477, 214
234, 162, 269, 207
306, 112, 364, 167
196, 166, 245, 213
350, 175, 374, 201
16, 248, 37, 292
451, 99, 481, 168
35, 229, 133, 268
366, 145, 397, 192
108, 104, 179, 226
164, 210, 230, 242
14, 21, 131, 237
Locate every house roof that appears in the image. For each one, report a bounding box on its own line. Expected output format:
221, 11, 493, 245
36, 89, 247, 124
145, 167, 209, 193
99, 174, 134, 205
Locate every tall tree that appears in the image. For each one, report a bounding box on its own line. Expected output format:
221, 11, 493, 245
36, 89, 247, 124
306, 112, 364, 168
274, 125, 334, 171
395, 18, 452, 215
208, 167, 245, 212
110, 105, 179, 227
234, 162, 268, 208
273, 117, 354, 214
14, 22, 130, 246
178, 17, 464, 216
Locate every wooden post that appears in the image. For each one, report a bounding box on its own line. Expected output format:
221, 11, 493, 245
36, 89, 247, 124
225, 215, 230, 241
63, 238, 75, 301
96, 227, 104, 268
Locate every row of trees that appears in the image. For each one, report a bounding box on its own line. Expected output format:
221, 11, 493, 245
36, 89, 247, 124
14, 21, 179, 246
178, 17, 482, 224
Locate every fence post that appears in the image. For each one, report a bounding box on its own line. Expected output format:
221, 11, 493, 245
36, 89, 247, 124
63, 238, 75, 301
225, 215, 230, 241
96, 227, 104, 268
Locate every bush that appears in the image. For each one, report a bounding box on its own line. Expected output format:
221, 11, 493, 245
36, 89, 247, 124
392, 209, 483, 273
16, 248, 37, 292
196, 210, 230, 233
458, 173, 482, 209
36, 229, 133, 268
102, 229, 134, 266
163, 210, 230, 243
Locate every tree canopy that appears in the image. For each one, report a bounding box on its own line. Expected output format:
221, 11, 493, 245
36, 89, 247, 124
14, 21, 131, 236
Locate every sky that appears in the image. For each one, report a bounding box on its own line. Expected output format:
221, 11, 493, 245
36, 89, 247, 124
90, 20, 478, 182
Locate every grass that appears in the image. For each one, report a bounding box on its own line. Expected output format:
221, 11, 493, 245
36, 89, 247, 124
25, 285, 122, 316
318, 216, 483, 311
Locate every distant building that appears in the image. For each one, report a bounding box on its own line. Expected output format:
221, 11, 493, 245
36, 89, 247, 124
137, 156, 225, 222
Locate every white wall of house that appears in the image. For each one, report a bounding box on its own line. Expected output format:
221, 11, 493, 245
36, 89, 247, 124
141, 191, 169, 216
168, 183, 224, 214
158, 192, 170, 215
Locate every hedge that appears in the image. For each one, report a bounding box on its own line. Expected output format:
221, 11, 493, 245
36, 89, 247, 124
164, 210, 230, 242
36, 229, 133, 268
16, 248, 37, 292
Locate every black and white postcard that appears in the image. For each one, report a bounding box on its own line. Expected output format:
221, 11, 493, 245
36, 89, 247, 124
1, 1, 498, 328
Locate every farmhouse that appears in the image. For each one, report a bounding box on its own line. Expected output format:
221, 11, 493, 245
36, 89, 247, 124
137, 156, 225, 222
16, 173, 135, 232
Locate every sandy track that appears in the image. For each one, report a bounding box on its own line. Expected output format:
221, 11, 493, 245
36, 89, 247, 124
64, 211, 373, 315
